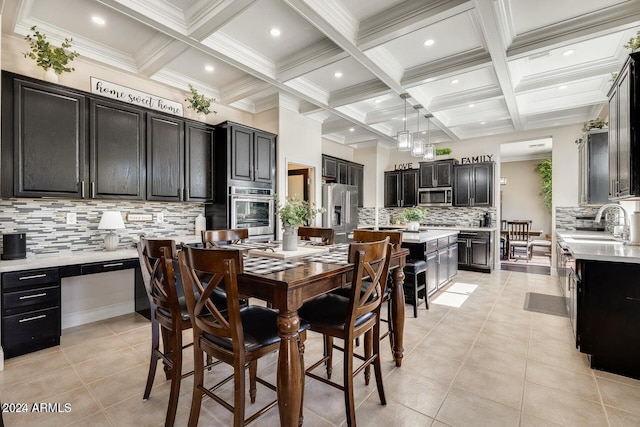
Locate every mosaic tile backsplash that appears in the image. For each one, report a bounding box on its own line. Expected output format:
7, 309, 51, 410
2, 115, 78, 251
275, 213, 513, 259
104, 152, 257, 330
358, 206, 497, 228
0, 199, 204, 256
556, 205, 620, 232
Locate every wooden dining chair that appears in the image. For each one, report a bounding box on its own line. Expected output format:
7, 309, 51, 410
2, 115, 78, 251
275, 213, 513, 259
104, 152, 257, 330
177, 245, 309, 426
507, 220, 532, 261
201, 228, 249, 247
299, 237, 392, 427
137, 238, 190, 427
500, 219, 508, 260
298, 226, 335, 245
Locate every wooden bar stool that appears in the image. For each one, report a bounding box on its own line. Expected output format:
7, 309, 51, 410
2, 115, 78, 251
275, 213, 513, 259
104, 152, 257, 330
403, 259, 428, 317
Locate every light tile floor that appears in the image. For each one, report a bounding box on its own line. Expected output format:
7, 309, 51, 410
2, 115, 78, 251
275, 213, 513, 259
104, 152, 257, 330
2, 269, 640, 426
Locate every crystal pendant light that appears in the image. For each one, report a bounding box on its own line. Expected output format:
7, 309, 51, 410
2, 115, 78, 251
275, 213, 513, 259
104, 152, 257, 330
423, 114, 435, 161
396, 94, 412, 151
411, 105, 425, 157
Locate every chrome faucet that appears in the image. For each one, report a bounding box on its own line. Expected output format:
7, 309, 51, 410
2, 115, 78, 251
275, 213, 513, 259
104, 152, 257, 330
594, 203, 630, 239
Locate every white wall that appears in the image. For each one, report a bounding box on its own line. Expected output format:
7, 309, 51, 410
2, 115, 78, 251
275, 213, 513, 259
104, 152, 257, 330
322, 139, 355, 161
501, 159, 552, 235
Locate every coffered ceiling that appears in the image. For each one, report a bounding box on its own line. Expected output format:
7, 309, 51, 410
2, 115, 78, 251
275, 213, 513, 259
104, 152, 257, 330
3, 0, 640, 151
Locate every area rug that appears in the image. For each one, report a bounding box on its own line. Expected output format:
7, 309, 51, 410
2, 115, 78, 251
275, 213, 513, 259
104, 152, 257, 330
523, 292, 568, 317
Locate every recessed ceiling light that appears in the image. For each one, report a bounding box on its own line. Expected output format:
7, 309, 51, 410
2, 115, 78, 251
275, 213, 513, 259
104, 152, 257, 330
468, 104, 475, 108
91, 16, 105, 25
349, 128, 354, 132
559, 85, 567, 90
374, 99, 382, 104
334, 71, 343, 78
480, 121, 486, 125
269, 28, 281, 37
451, 79, 459, 85
204, 65, 214, 72
423, 39, 435, 47
563, 49, 574, 56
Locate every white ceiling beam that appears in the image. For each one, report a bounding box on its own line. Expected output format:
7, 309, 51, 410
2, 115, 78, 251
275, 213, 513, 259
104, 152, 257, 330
428, 86, 503, 111
328, 80, 392, 108
135, 37, 189, 77
401, 48, 492, 87
219, 75, 272, 104
184, 0, 257, 40
276, 39, 348, 82
472, 0, 523, 130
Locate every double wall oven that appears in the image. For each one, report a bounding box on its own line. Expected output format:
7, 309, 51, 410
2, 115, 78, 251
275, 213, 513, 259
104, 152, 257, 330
229, 186, 274, 240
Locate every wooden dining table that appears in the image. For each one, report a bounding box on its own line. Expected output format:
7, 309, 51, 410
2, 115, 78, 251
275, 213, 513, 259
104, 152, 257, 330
236, 244, 409, 426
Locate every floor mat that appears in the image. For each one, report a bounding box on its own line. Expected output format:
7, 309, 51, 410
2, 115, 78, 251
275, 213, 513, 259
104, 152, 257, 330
523, 292, 568, 317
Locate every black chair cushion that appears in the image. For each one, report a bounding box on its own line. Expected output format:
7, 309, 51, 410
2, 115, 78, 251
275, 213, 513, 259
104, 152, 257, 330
202, 306, 309, 353
405, 260, 427, 274
298, 293, 375, 330
330, 278, 391, 302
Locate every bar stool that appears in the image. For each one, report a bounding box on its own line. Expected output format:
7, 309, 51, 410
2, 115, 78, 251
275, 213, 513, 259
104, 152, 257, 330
403, 260, 428, 317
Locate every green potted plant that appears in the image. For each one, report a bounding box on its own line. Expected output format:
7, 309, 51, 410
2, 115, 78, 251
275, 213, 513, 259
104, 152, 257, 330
185, 84, 216, 120
623, 30, 640, 52
435, 147, 452, 156
534, 158, 552, 212
23, 26, 80, 82
403, 207, 425, 231
276, 195, 324, 251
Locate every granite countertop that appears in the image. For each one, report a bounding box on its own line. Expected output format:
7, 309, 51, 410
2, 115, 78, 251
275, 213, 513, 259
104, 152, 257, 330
556, 230, 640, 263
401, 229, 458, 243
358, 224, 497, 232
0, 234, 202, 273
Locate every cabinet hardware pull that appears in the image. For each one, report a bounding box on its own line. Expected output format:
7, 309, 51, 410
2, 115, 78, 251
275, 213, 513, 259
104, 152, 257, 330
185, 188, 189, 200
178, 188, 183, 200
19, 293, 47, 300
91, 182, 96, 198
80, 181, 85, 198
19, 314, 46, 323
19, 274, 47, 280
102, 263, 124, 268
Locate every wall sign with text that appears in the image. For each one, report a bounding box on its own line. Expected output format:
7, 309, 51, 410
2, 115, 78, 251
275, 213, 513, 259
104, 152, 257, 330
460, 155, 494, 164
90, 77, 184, 116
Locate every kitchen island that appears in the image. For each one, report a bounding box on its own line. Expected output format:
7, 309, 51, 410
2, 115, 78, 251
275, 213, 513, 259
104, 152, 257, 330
557, 230, 640, 379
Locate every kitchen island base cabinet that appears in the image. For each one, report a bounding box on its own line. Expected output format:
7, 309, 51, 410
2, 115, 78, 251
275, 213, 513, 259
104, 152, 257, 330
578, 259, 640, 379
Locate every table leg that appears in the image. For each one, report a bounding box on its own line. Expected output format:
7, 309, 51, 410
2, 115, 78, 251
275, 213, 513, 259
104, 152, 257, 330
276, 310, 304, 426
390, 266, 405, 367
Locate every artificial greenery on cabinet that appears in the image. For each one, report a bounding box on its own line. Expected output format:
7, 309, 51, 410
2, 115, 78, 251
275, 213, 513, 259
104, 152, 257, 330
23, 26, 80, 75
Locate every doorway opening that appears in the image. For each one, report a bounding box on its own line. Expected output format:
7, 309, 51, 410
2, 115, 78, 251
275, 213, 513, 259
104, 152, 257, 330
286, 161, 316, 222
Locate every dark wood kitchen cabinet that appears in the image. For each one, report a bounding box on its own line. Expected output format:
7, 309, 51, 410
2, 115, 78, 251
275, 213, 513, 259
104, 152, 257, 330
384, 169, 418, 207
577, 259, 640, 379
457, 230, 492, 272
453, 162, 493, 207
146, 112, 185, 201
322, 155, 364, 206
348, 162, 364, 207
216, 121, 276, 187
90, 98, 145, 199
607, 52, 640, 199
419, 159, 457, 188
2, 76, 86, 198
185, 122, 214, 201
578, 129, 608, 205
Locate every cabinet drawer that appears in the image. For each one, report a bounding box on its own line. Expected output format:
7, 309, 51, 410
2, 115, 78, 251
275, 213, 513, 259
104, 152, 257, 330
425, 240, 438, 253
2, 306, 60, 349
2, 285, 60, 314
2, 268, 60, 291
80, 259, 138, 275
437, 237, 449, 248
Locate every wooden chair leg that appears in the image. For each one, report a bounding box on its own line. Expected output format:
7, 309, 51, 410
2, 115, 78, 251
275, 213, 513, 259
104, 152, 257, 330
234, 358, 246, 427
298, 334, 306, 427
188, 347, 205, 427
165, 327, 183, 427
343, 334, 356, 427
363, 330, 372, 385
325, 335, 334, 379
372, 322, 386, 405
143, 319, 160, 400
249, 360, 257, 404
160, 327, 173, 380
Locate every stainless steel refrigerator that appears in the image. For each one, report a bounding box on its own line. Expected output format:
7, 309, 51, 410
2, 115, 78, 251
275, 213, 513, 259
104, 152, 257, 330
322, 184, 359, 243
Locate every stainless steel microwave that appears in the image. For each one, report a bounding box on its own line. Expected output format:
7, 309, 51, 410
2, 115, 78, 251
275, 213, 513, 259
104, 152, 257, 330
418, 187, 452, 207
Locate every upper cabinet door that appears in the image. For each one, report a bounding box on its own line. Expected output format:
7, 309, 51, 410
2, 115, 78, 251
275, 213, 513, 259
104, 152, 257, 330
146, 113, 184, 201
230, 126, 253, 181
471, 163, 493, 206
435, 161, 454, 187
419, 163, 436, 188
322, 156, 337, 179
254, 131, 275, 184
13, 79, 86, 198
185, 123, 213, 201
90, 99, 145, 199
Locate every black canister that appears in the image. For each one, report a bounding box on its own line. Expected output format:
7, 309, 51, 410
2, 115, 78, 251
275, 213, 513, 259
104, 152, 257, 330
483, 212, 492, 227
2, 233, 26, 260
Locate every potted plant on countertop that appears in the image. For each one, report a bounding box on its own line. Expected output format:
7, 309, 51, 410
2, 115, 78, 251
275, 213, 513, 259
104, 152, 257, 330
185, 84, 216, 121
23, 25, 80, 83
403, 207, 425, 232
276, 194, 325, 251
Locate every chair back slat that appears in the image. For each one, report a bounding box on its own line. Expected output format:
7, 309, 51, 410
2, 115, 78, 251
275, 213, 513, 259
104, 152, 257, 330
201, 229, 249, 247
298, 226, 335, 245
138, 238, 180, 318
178, 246, 245, 349
353, 229, 402, 252
507, 220, 531, 242
347, 238, 391, 325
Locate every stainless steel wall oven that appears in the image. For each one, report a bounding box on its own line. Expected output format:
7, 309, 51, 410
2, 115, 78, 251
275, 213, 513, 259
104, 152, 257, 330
229, 186, 274, 240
